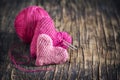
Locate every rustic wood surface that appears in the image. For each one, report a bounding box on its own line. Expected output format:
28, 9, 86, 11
0, 0, 120, 80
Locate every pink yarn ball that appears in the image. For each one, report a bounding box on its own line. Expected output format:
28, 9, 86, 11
14, 6, 50, 43
14, 6, 72, 58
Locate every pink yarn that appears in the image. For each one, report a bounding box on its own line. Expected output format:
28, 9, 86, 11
9, 6, 73, 72
8, 44, 53, 72
14, 6, 50, 43
30, 18, 72, 57
35, 34, 69, 66
14, 6, 72, 58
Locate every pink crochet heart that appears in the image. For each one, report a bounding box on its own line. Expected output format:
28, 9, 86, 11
35, 34, 69, 66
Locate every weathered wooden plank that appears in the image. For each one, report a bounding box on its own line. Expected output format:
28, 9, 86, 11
95, 3, 107, 80
0, 0, 120, 80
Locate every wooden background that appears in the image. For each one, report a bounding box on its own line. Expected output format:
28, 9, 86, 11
0, 0, 120, 80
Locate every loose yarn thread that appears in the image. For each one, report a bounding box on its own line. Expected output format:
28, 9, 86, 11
8, 44, 53, 72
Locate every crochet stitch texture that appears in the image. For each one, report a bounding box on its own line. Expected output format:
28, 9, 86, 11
35, 34, 69, 66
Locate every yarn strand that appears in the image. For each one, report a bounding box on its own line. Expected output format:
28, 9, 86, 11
8, 44, 53, 72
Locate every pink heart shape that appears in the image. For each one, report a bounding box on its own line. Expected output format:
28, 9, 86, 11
35, 34, 69, 66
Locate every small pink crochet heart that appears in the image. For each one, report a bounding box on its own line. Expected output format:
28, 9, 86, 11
35, 34, 69, 66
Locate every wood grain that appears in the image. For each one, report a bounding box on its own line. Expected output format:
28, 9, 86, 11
0, 0, 120, 80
